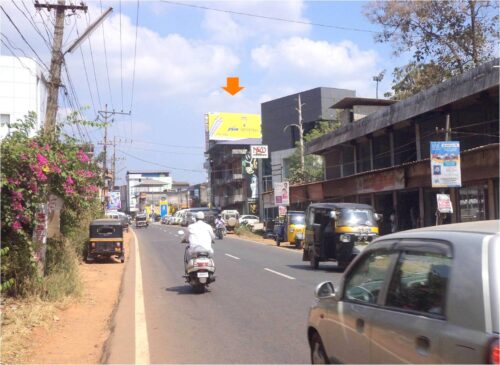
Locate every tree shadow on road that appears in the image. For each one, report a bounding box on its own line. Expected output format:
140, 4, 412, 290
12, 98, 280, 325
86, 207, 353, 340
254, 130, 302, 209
286, 264, 345, 273
165, 285, 210, 295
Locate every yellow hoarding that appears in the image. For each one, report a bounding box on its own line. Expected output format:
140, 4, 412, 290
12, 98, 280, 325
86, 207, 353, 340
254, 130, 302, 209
207, 112, 261, 141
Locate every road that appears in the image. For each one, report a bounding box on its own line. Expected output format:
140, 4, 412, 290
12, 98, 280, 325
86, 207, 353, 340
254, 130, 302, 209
104, 223, 345, 364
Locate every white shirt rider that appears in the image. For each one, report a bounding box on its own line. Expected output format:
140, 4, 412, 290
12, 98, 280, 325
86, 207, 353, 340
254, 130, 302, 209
184, 212, 215, 257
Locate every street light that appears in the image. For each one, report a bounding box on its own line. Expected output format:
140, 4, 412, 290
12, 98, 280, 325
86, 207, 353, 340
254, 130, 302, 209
372, 70, 385, 99
65, 7, 113, 54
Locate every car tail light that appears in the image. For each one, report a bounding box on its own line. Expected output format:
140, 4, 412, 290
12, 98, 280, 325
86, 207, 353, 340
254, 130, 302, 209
489, 338, 499, 364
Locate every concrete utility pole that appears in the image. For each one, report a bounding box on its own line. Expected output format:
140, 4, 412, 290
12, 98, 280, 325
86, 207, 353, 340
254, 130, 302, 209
97, 105, 130, 188
36, 0, 88, 136
284, 94, 305, 174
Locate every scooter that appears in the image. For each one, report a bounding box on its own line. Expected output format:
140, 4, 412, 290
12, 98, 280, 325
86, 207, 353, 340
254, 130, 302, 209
215, 223, 226, 240
179, 230, 216, 293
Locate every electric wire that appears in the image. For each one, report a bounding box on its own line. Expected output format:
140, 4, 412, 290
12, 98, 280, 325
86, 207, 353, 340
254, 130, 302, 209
0, 37, 41, 78
0, 5, 50, 72
119, 0, 124, 111
85, 11, 103, 109
29, 0, 54, 44
128, 0, 140, 143
11, 0, 51, 50
99, 0, 114, 111
160, 0, 381, 34
75, 22, 97, 116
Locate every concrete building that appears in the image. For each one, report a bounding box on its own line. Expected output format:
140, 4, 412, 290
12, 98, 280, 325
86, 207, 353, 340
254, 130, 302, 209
271, 59, 499, 234
125, 171, 172, 213
0, 56, 47, 138
259, 87, 356, 219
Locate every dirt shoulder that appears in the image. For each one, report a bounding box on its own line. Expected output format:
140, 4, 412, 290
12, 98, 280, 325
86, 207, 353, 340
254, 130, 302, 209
1, 231, 131, 364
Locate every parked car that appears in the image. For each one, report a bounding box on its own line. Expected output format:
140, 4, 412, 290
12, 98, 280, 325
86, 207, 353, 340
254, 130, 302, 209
105, 210, 129, 232
307, 220, 500, 364
239, 215, 260, 226
221, 210, 240, 232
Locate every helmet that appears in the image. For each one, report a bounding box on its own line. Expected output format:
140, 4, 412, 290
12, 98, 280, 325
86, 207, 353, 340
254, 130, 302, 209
195, 211, 205, 220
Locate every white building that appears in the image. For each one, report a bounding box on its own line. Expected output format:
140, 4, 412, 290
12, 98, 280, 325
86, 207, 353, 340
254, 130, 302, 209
0, 56, 48, 138
125, 171, 172, 213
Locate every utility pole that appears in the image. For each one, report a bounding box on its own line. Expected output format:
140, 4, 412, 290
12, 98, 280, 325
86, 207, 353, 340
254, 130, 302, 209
284, 94, 305, 175
372, 70, 385, 99
36, 0, 88, 136
98, 105, 130, 188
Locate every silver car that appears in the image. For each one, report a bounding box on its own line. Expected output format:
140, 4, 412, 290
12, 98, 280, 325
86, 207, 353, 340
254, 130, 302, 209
307, 220, 500, 364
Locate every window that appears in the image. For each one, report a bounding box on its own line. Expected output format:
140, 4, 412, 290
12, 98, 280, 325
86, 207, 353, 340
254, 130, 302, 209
460, 185, 487, 222
386, 252, 451, 316
344, 251, 393, 304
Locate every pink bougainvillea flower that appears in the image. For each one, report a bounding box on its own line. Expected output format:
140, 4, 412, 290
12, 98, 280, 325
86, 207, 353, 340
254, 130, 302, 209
76, 150, 90, 163
64, 186, 75, 194
44, 144, 50, 151
36, 171, 48, 181
12, 221, 22, 231
51, 165, 61, 174
37, 153, 49, 166
28, 182, 39, 193
11, 190, 23, 200
66, 176, 74, 185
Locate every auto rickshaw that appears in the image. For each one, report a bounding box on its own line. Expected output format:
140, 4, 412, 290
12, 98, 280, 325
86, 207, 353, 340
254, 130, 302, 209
302, 203, 381, 270
87, 219, 124, 263
135, 213, 148, 228
274, 211, 306, 248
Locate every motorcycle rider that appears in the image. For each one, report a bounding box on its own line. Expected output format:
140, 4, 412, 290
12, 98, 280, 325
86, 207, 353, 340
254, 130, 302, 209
214, 214, 226, 235
183, 211, 215, 270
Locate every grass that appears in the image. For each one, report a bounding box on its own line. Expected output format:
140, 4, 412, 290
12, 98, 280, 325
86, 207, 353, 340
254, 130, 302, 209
234, 225, 267, 240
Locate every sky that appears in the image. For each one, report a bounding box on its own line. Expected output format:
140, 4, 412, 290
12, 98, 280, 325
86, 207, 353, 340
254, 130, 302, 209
1, 0, 409, 184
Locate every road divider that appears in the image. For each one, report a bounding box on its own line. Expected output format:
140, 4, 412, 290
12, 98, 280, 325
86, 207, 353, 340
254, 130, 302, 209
264, 268, 295, 280
224, 253, 240, 260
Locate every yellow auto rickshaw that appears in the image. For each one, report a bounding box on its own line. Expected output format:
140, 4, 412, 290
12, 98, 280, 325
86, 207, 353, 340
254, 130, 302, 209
274, 211, 306, 248
303, 203, 381, 270
87, 219, 125, 263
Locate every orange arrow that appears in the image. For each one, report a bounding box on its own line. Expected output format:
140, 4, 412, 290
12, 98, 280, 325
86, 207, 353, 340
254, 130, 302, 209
222, 77, 244, 95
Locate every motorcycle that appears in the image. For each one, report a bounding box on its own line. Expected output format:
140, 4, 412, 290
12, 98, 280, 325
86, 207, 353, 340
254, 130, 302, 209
179, 230, 216, 293
215, 222, 226, 240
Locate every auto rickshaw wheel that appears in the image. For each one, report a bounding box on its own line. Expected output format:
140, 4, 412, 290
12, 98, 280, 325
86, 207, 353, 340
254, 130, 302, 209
276, 238, 281, 246
310, 253, 319, 270
295, 239, 302, 249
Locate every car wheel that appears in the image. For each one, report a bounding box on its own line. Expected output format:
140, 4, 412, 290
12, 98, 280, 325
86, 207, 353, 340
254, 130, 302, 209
310, 253, 319, 270
310, 332, 329, 364
276, 238, 281, 247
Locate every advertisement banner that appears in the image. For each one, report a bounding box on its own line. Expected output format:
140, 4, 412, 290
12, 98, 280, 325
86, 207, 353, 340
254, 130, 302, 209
207, 112, 261, 141
108, 191, 122, 210
436, 194, 453, 213
274, 181, 290, 206
32, 203, 48, 273
278, 206, 287, 216
430, 141, 462, 188
160, 200, 169, 218
242, 152, 258, 201
250, 145, 268, 159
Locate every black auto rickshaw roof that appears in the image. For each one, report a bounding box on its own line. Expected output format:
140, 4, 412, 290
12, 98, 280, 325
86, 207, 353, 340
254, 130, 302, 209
308, 202, 374, 210
90, 218, 122, 226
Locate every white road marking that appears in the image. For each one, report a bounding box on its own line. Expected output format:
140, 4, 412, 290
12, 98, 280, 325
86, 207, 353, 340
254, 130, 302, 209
225, 253, 240, 260
132, 229, 150, 364
264, 268, 295, 280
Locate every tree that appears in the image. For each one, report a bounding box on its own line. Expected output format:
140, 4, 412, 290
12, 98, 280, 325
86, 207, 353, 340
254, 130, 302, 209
286, 120, 340, 184
365, 0, 499, 99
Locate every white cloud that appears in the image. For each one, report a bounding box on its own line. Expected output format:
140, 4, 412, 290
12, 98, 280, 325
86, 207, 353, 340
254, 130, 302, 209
251, 37, 380, 97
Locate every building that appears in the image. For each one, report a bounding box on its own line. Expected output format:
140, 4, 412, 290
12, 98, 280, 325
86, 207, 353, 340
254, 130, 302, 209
0, 56, 47, 138
205, 112, 262, 214
281, 59, 499, 234
259, 87, 356, 219
189, 182, 208, 208
125, 171, 172, 213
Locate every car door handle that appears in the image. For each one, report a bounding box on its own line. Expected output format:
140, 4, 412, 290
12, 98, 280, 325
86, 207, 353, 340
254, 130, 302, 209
416, 336, 430, 355
356, 318, 364, 333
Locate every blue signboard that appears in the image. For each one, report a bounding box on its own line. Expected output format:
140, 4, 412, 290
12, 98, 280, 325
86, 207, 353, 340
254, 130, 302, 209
430, 141, 462, 188
160, 203, 168, 218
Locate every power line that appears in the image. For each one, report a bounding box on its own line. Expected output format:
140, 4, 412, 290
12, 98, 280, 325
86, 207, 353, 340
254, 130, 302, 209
32, 1, 54, 46
0, 37, 42, 78
0, 5, 50, 72
11, 0, 51, 50
117, 148, 205, 173
130, 0, 140, 115
86, 11, 103, 109
75, 22, 97, 116
119, 0, 124, 111
161, 0, 380, 34
99, 0, 114, 111
113, 136, 205, 149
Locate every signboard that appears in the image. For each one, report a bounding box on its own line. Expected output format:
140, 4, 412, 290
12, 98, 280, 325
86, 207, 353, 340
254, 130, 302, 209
242, 152, 258, 201
160, 200, 169, 218
250, 145, 268, 159
207, 112, 261, 141
436, 194, 453, 213
278, 206, 287, 216
274, 181, 290, 206
356, 169, 405, 194
430, 141, 462, 188
108, 191, 122, 210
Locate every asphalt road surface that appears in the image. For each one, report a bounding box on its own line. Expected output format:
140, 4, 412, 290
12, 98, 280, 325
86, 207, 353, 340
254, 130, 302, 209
104, 223, 345, 364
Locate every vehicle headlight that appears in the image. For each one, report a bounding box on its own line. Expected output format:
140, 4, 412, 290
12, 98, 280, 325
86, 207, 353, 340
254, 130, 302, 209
340, 234, 351, 243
